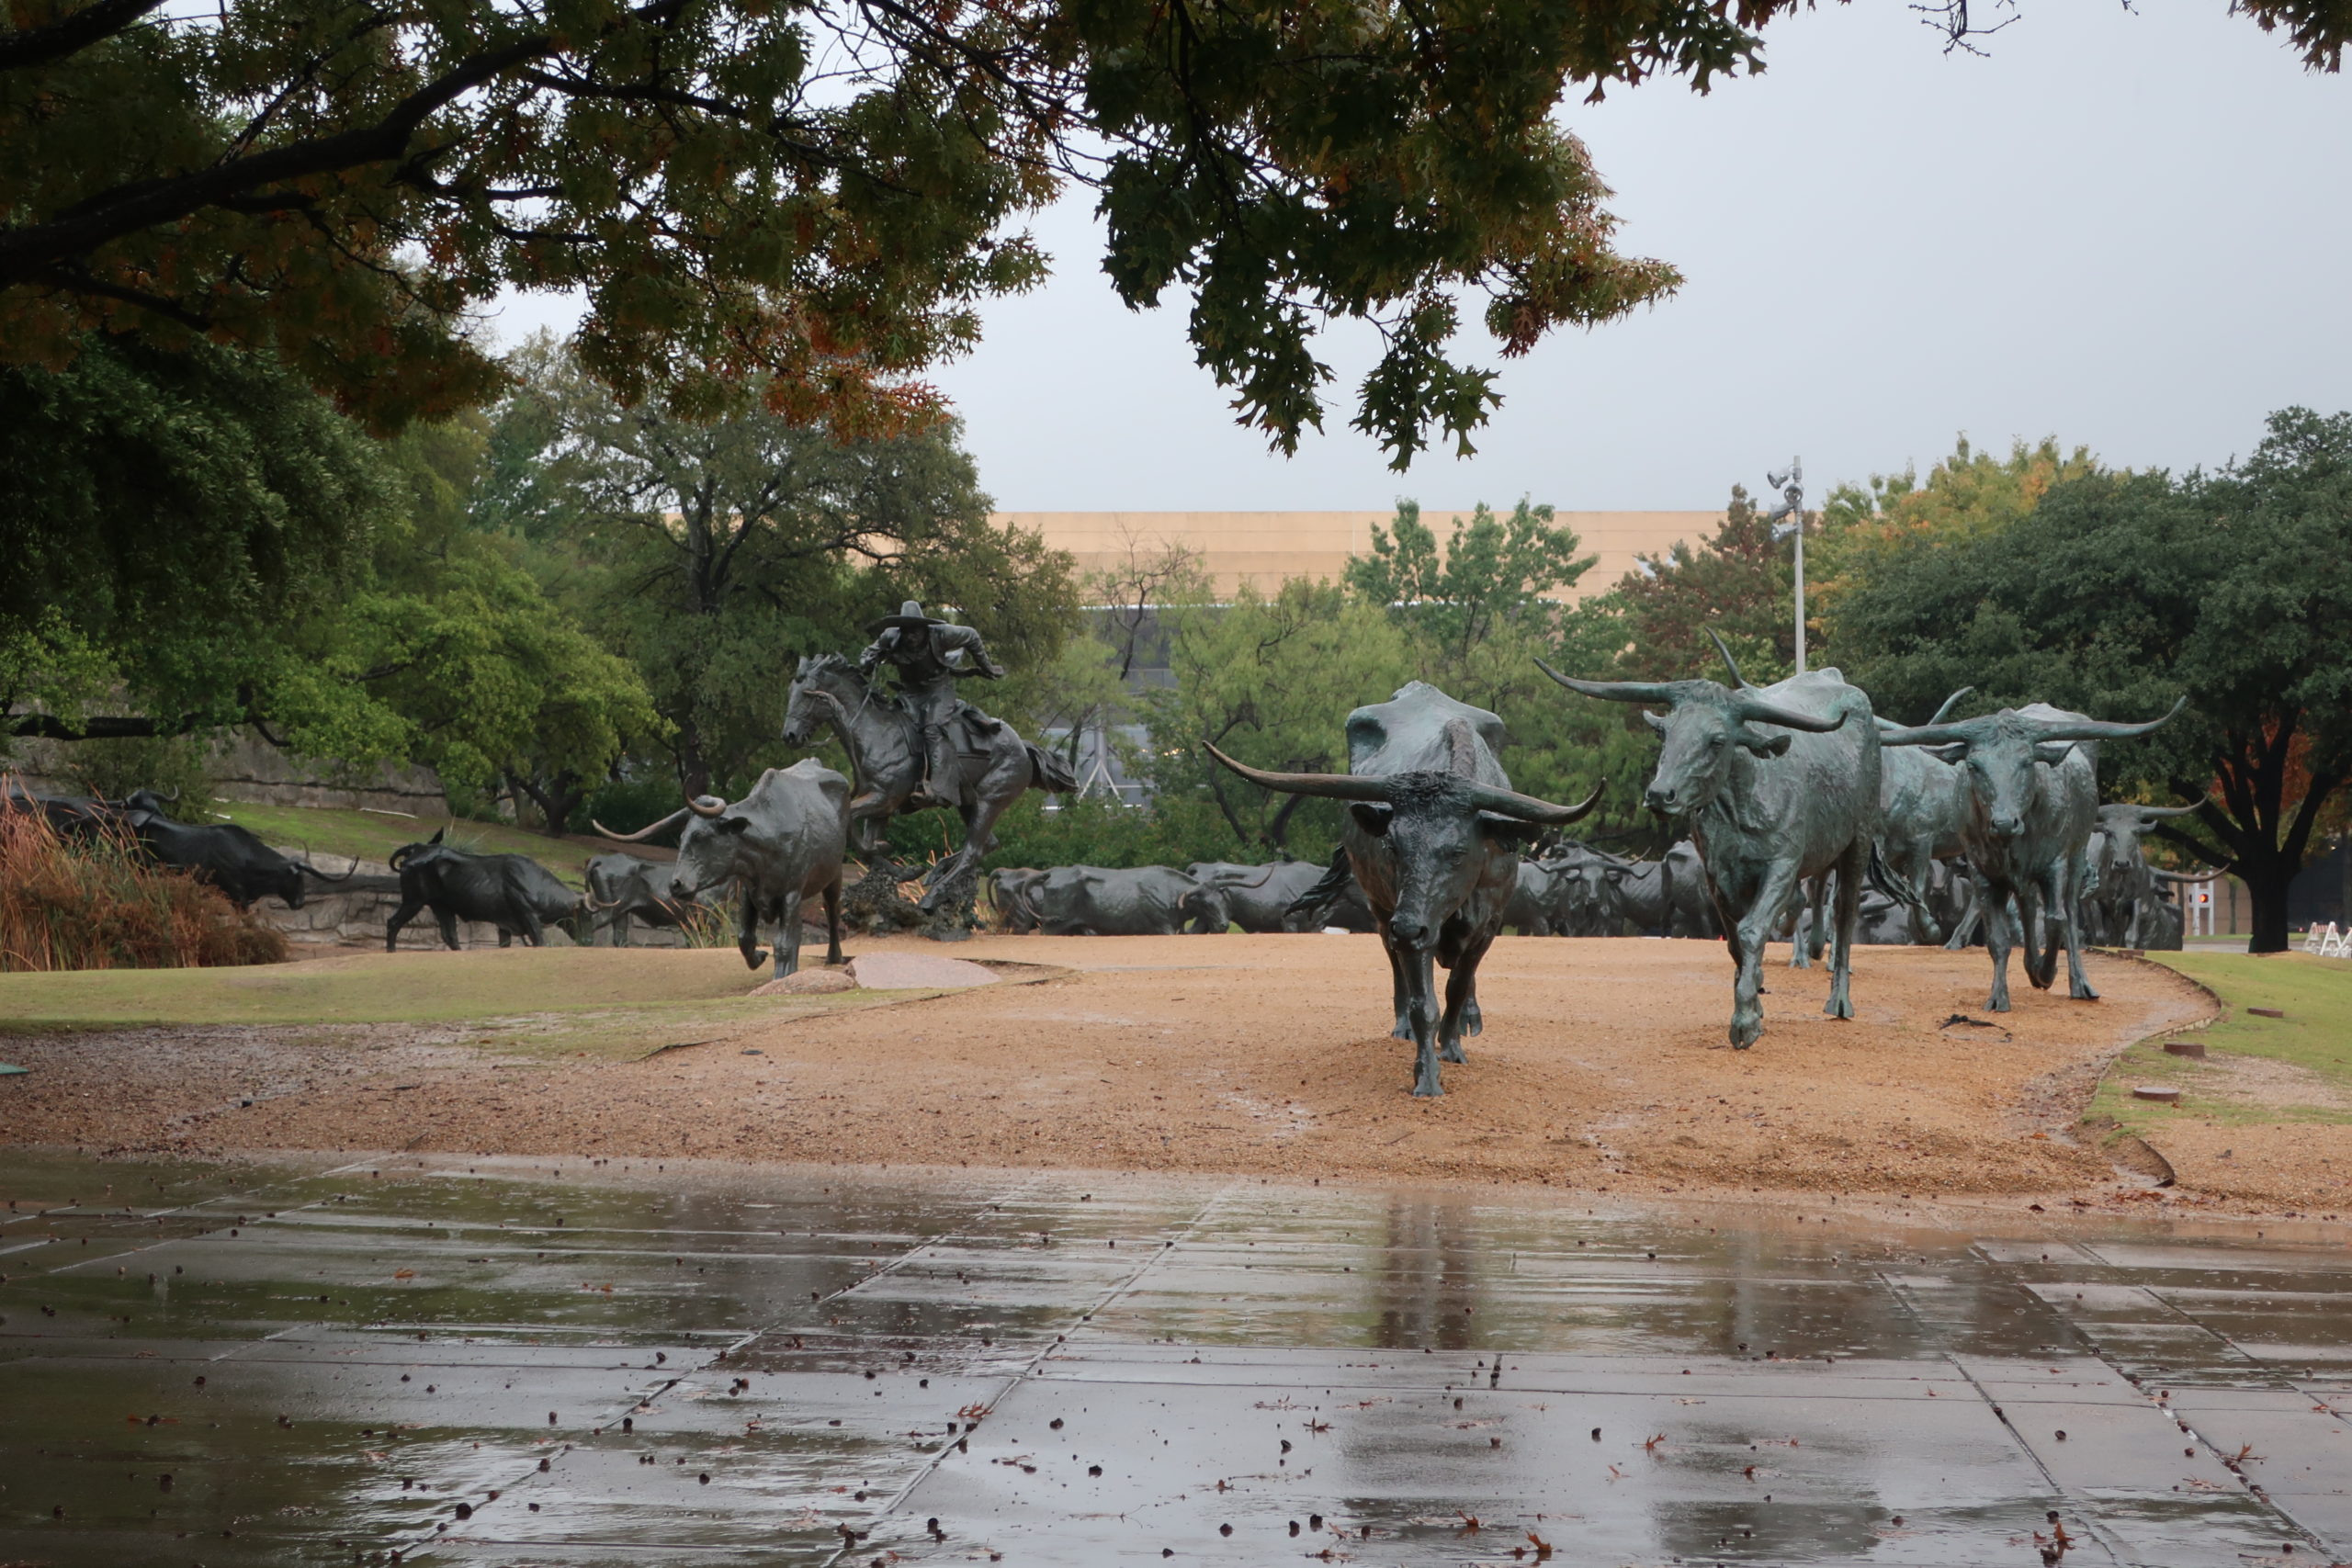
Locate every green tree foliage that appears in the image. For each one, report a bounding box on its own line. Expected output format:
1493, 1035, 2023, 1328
1344, 501, 1593, 670
0, 336, 387, 739
1601, 484, 1796, 682
1826, 409, 2352, 952
508, 347, 1079, 796
6, 5, 2340, 453
337, 422, 662, 830
8, 1, 1758, 460
1141, 579, 1419, 856
1344, 498, 1630, 820
0, 339, 655, 824
1124, 503, 1640, 858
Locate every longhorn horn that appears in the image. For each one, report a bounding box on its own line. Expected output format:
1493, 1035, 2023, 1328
1705, 628, 1751, 690
1874, 687, 1973, 732
1201, 742, 1396, 803
1462, 779, 1606, 827
1731, 694, 1849, 734
1533, 659, 1685, 705
2130, 803, 2205, 820
593, 806, 694, 843
685, 794, 729, 818
1877, 719, 1979, 749
2152, 865, 2225, 883
297, 852, 360, 883
2024, 696, 2188, 743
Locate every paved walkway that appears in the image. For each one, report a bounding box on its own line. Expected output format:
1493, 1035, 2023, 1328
0, 1151, 2346, 1565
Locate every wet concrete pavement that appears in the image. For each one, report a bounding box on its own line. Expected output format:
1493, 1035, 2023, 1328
0, 1151, 2346, 1566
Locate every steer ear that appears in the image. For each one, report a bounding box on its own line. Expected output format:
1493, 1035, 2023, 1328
1734, 728, 1792, 758
714, 816, 752, 835
1479, 816, 1547, 847
1350, 804, 1393, 837
1642, 710, 1668, 734
2032, 742, 2076, 766
428, 828, 445, 845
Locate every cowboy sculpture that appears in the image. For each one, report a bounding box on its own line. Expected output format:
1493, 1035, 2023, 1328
857, 602, 1006, 809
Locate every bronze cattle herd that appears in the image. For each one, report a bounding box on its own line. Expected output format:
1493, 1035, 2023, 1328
6, 637, 2196, 1098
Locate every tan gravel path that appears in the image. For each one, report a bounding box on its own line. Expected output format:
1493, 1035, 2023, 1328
0, 935, 2216, 1206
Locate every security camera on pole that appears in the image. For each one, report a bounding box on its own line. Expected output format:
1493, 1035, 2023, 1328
1764, 458, 1806, 675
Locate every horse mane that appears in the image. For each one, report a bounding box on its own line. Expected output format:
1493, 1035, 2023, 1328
800, 650, 856, 679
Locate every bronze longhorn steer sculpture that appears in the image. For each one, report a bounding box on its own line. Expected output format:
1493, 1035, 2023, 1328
1204, 682, 1600, 1097
596, 759, 851, 978
1876, 701, 2182, 1010
1864, 688, 1980, 947
2082, 803, 2206, 949
1541, 634, 1880, 1049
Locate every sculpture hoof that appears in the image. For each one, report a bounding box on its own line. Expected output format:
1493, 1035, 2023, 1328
1439, 1043, 1466, 1066
744, 948, 769, 970
1412, 1078, 1444, 1098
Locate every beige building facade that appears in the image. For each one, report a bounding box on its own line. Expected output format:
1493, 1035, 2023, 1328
992, 510, 1725, 604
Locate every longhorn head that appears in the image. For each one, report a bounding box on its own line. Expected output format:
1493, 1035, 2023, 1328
1200, 744, 1603, 827
1879, 700, 2184, 841
1203, 739, 1600, 954
1536, 655, 1848, 816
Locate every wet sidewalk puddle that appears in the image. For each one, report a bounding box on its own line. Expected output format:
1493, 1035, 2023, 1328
0, 1150, 2345, 1565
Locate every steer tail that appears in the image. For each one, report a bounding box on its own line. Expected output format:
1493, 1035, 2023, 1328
1027, 742, 1079, 795
1284, 848, 1358, 927
1866, 843, 1928, 916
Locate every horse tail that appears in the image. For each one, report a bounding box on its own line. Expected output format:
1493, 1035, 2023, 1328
1027, 743, 1079, 795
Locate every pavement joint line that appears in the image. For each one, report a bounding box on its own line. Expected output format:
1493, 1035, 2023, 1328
434, 1169, 1066, 1562
2030, 1262, 2336, 1560
1874, 1266, 2127, 1564
831, 1178, 1241, 1567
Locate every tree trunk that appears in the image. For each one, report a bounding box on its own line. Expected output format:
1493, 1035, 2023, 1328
674, 718, 711, 801
2243, 856, 2294, 953
1264, 791, 1307, 852
508, 769, 588, 838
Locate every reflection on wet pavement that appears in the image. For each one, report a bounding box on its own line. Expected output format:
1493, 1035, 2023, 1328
0, 1151, 2346, 1565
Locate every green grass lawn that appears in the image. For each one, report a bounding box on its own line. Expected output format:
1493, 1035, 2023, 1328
2089, 951, 2352, 1132
203, 801, 608, 883
0, 949, 918, 1061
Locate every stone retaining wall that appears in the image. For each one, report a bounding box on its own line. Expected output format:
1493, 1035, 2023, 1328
11, 728, 447, 814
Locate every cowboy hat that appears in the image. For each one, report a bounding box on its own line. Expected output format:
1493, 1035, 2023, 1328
866, 600, 954, 635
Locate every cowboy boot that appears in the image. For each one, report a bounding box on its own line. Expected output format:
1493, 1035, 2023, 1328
914, 724, 960, 809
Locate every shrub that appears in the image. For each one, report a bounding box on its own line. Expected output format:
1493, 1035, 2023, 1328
583, 773, 686, 837
59, 734, 217, 816
0, 794, 286, 971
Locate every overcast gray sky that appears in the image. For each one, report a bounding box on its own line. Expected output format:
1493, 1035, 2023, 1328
492, 2, 2350, 512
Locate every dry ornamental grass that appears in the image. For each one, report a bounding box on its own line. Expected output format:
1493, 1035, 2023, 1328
0, 792, 284, 972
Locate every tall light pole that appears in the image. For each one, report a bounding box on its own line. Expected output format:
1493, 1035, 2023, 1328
1765, 457, 1806, 675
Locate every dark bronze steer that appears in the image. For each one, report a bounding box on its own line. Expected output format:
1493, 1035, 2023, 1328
386, 830, 585, 949
2082, 803, 2204, 949
583, 852, 706, 946
1544, 638, 1877, 1049
598, 759, 849, 978
1878, 701, 2180, 1010
1206, 682, 1600, 1097
1027, 866, 1227, 935
1187, 861, 1331, 933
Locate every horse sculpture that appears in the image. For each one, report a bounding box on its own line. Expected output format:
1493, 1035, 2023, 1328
781, 652, 1077, 920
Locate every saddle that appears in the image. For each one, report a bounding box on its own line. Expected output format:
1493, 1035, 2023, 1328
890, 695, 1006, 756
